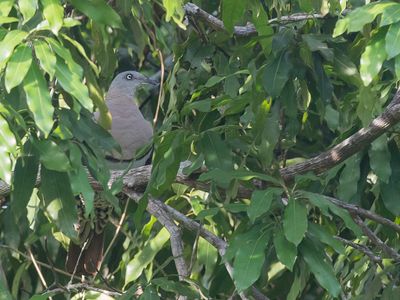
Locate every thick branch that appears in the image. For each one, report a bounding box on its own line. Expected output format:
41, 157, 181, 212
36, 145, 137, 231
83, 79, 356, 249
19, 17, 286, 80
280, 88, 400, 181
184, 3, 324, 37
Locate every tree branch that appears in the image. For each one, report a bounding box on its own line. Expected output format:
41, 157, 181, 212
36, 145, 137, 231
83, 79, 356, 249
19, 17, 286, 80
183, 2, 324, 37
334, 236, 383, 266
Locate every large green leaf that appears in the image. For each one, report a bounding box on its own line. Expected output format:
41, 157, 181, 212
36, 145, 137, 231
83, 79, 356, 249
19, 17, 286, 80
232, 229, 270, 291
261, 51, 291, 97
360, 29, 387, 86
222, 0, 247, 33
125, 227, 170, 285
40, 168, 78, 238
22, 63, 54, 136
0, 114, 16, 183
67, 0, 123, 28
11, 141, 39, 222
162, 0, 185, 29
381, 3, 400, 26
54, 58, 93, 111
247, 188, 281, 223
19, 0, 38, 24
152, 278, 199, 298
381, 144, 400, 215
0, 0, 14, 16
34, 40, 56, 79
41, 0, 64, 34
283, 199, 308, 246
34, 139, 72, 172
300, 238, 341, 297
199, 131, 233, 172
5, 44, 32, 92
197, 230, 218, 281
308, 223, 345, 254
273, 228, 297, 271
369, 135, 391, 184
385, 22, 400, 59
0, 30, 28, 72
337, 154, 361, 202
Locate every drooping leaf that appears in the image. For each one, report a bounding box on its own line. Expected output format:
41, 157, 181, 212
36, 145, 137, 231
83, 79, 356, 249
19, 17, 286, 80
41, 0, 64, 34
54, 58, 93, 111
152, 278, 199, 298
34, 40, 56, 79
248, 188, 281, 223
385, 22, 400, 59
125, 227, 170, 285
0, 30, 28, 72
360, 29, 387, 86
19, 0, 38, 24
337, 154, 361, 202
300, 238, 341, 297
67, 0, 123, 28
40, 167, 78, 238
222, 0, 247, 34
274, 228, 297, 271
11, 141, 39, 222
308, 223, 345, 254
34, 139, 72, 172
199, 131, 233, 172
232, 229, 270, 291
283, 198, 308, 246
369, 135, 391, 183
0, 0, 14, 16
261, 51, 292, 97
380, 3, 400, 26
0, 114, 16, 183
162, 0, 185, 29
5, 43, 32, 92
23, 63, 54, 136
197, 229, 218, 281
381, 143, 400, 215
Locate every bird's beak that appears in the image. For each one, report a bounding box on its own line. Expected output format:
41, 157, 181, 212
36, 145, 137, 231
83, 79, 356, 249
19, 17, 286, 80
144, 77, 159, 86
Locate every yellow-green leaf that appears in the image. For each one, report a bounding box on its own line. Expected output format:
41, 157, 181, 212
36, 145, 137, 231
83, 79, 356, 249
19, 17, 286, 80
0, 30, 28, 72
5, 44, 32, 92
23, 63, 54, 136
34, 39, 56, 78
0, 114, 16, 183
40, 0, 64, 34
19, 0, 38, 24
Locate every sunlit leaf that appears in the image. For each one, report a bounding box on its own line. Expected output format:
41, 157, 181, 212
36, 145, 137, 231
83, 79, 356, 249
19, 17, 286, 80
22, 62, 54, 136
385, 22, 400, 59
0, 30, 28, 72
0, 114, 16, 183
5, 44, 32, 92
19, 0, 38, 24
34, 39, 56, 79
41, 0, 64, 34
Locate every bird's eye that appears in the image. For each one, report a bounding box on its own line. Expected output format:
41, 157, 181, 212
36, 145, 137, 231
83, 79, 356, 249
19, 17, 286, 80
125, 73, 133, 80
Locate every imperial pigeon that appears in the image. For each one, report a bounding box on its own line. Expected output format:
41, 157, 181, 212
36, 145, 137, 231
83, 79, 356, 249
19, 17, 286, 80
66, 71, 157, 275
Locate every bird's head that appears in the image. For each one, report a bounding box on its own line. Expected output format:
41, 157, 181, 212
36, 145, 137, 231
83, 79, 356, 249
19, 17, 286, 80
108, 70, 159, 99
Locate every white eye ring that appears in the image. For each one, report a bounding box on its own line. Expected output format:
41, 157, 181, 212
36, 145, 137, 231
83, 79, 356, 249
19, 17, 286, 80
126, 73, 133, 80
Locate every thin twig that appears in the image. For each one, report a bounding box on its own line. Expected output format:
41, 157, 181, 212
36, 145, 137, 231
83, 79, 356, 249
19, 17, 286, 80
334, 236, 383, 267
43, 282, 122, 297
351, 215, 400, 262
27, 247, 50, 295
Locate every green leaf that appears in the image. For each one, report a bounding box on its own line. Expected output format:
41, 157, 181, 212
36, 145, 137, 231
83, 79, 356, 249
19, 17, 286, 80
308, 223, 345, 254
299, 238, 341, 297
5, 44, 32, 92
162, 0, 185, 29
34, 40, 56, 79
199, 131, 233, 172
283, 199, 308, 246
0, 114, 16, 183
222, 0, 247, 33
385, 22, 400, 59
197, 233, 218, 281
0, 30, 28, 72
11, 141, 39, 222
273, 228, 297, 271
0, 16, 18, 24
360, 29, 387, 86
67, 0, 123, 28
248, 188, 281, 223
337, 154, 361, 201
19, 0, 38, 24
381, 144, 400, 215
125, 227, 170, 285
396, 55, 400, 80
40, 168, 78, 238
233, 229, 270, 291
152, 278, 199, 298
54, 58, 93, 111
23, 63, 54, 136
369, 135, 391, 183
34, 139, 72, 172
204, 75, 225, 88
0, 274, 12, 300
261, 51, 291, 97
138, 286, 160, 300
0, 0, 14, 16
380, 3, 400, 26
40, 0, 64, 34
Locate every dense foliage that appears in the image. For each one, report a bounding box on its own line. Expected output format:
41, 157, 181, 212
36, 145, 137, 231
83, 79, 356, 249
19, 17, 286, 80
1, 0, 400, 299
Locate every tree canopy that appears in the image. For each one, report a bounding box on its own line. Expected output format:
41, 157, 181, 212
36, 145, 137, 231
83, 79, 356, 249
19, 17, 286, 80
1, 0, 400, 299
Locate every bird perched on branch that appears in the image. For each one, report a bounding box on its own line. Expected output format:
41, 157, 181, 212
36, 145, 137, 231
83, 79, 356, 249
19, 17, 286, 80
66, 71, 158, 275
